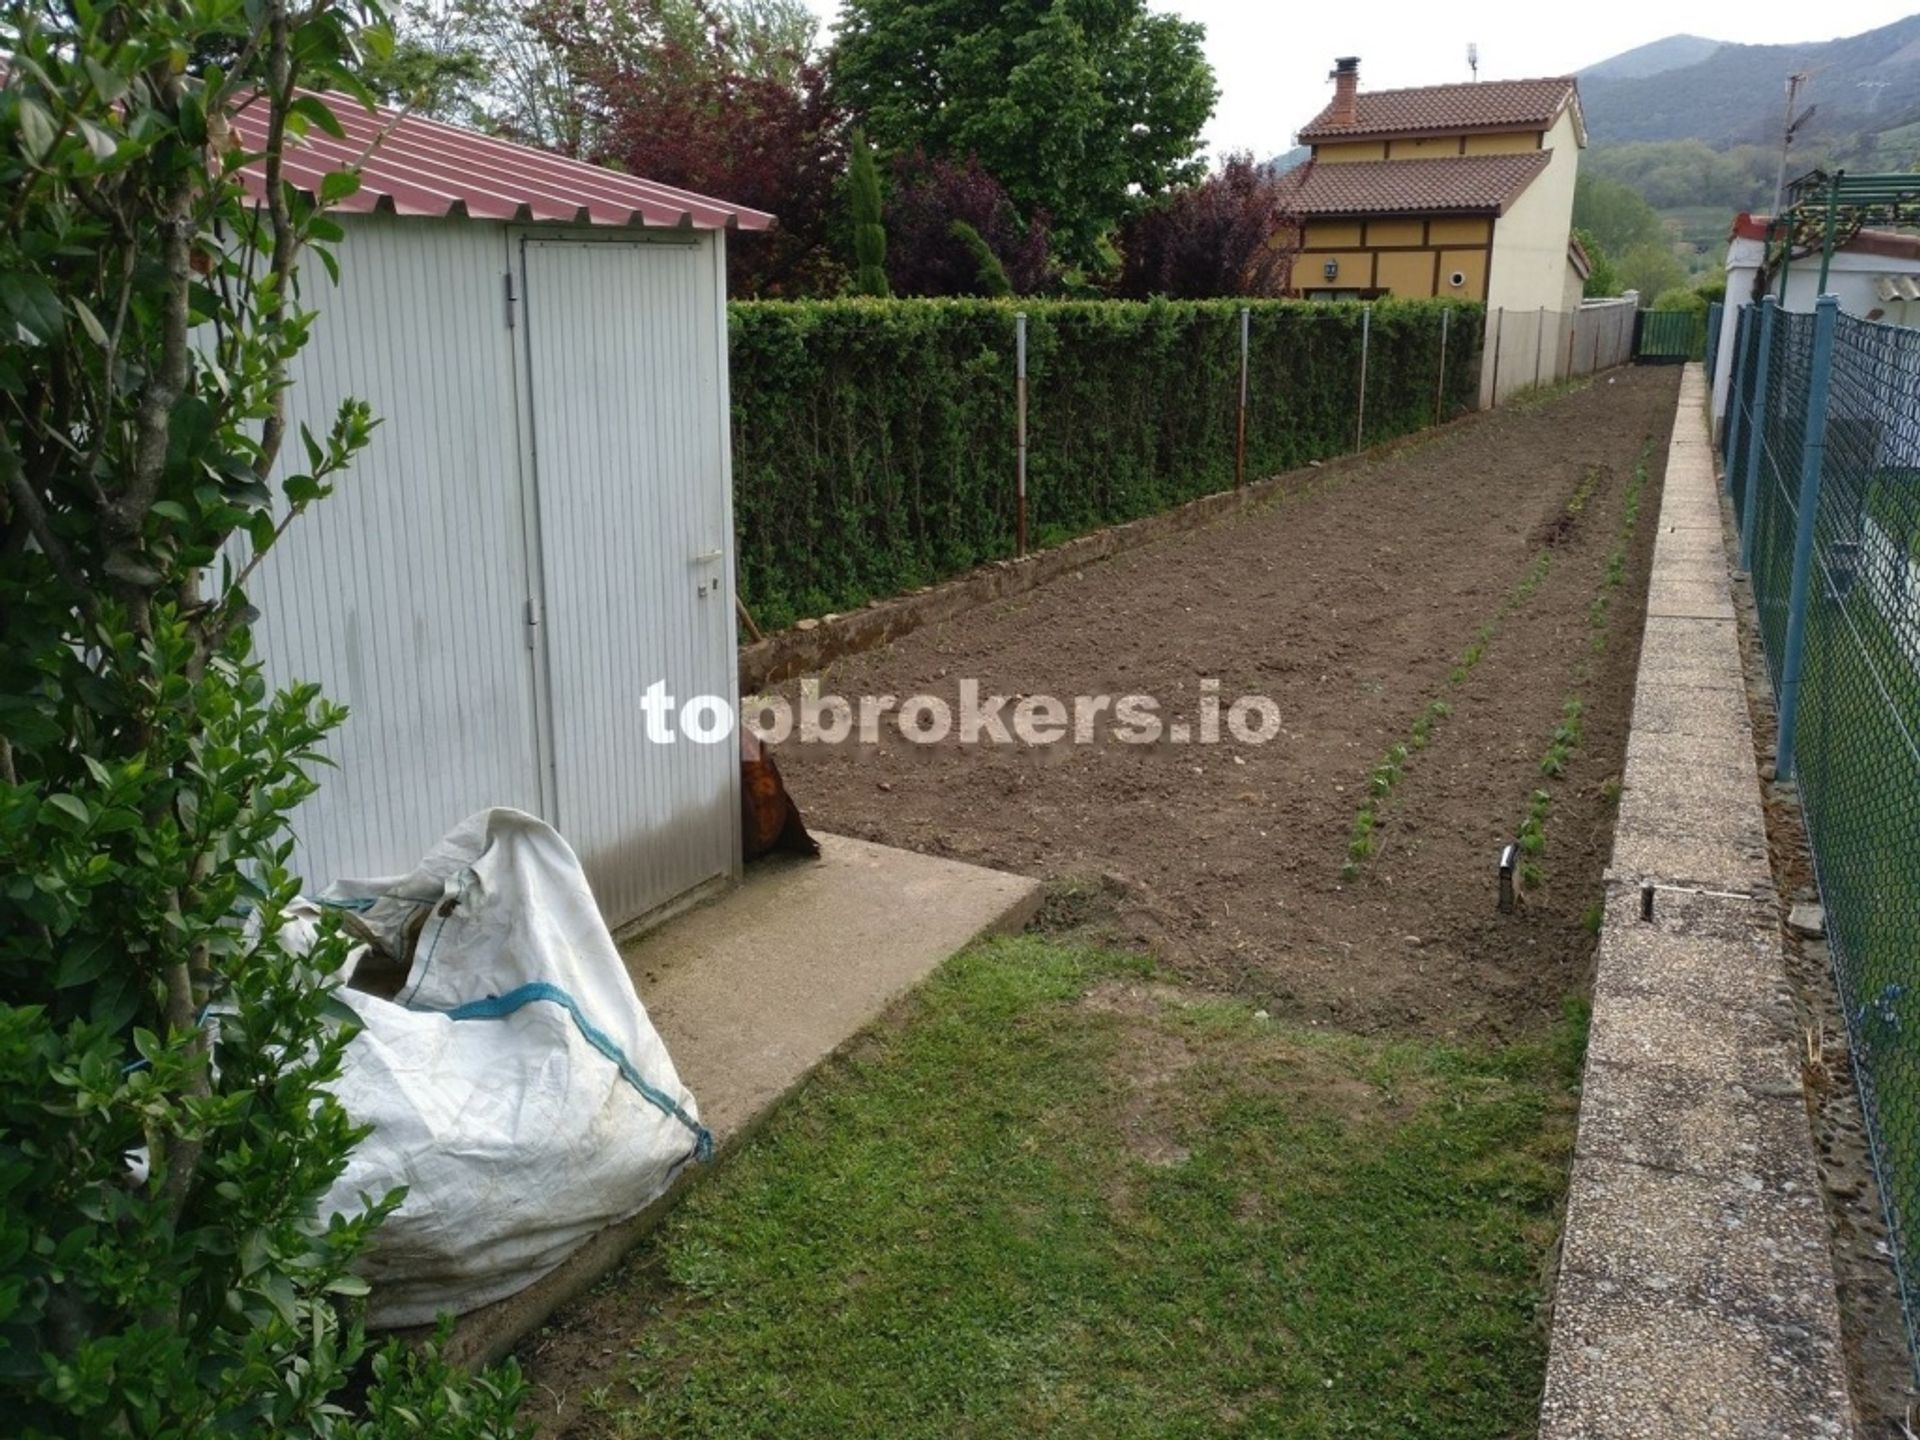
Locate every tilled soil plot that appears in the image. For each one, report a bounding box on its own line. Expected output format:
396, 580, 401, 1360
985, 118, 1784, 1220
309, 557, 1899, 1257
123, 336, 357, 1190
769, 368, 1680, 1040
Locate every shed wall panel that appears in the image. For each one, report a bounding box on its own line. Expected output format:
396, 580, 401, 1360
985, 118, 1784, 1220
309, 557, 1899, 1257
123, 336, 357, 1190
519, 234, 740, 924
249, 216, 546, 889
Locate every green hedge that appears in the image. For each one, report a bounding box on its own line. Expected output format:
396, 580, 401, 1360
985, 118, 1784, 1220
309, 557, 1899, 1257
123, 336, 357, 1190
729, 298, 1483, 628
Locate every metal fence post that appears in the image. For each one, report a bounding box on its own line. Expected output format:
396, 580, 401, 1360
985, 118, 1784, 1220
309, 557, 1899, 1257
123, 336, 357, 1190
1015, 310, 1028, 557
1776, 293, 1841, 781
1533, 306, 1546, 387
1739, 296, 1777, 572
1434, 306, 1449, 425
1354, 304, 1371, 452
1722, 307, 1747, 492
1236, 305, 1250, 488
1488, 307, 1504, 406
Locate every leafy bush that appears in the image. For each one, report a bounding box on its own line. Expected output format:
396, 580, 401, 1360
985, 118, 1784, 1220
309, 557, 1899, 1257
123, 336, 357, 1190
948, 221, 1013, 298
533, 0, 845, 297
883, 150, 1054, 298
730, 298, 1481, 626
1651, 285, 1709, 314
1117, 152, 1299, 299
1576, 226, 1623, 299
0, 1, 526, 1434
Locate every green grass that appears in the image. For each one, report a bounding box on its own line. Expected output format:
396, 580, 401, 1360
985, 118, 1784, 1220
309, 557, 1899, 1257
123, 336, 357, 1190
570, 939, 1587, 1440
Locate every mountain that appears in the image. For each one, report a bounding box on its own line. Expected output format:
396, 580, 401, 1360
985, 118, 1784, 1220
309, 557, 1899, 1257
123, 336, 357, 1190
1578, 15, 1920, 146
1579, 34, 1723, 81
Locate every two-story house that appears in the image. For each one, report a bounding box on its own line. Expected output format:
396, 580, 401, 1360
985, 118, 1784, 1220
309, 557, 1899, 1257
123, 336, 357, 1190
1277, 58, 1587, 314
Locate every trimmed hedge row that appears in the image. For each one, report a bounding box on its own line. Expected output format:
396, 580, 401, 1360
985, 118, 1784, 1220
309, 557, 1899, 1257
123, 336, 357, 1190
729, 298, 1483, 628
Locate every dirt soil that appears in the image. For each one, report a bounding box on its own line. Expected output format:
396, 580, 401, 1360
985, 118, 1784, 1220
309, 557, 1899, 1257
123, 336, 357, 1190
769, 368, 1680, 1042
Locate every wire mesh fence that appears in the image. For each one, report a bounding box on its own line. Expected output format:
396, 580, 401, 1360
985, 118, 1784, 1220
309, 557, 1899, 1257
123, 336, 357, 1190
1752, 308, 1816, 681
1724, 296, 1920, 1373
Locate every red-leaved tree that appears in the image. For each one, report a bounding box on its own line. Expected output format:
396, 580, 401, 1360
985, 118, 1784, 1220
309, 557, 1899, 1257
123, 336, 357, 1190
1118, 153, 1300, 299
532, 0, 845, 296
883, 151, 1056, 297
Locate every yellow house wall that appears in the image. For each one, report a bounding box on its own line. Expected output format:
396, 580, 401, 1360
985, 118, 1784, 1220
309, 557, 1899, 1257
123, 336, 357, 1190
1463, 131, 1542, 155
1428, 217, 1492, 245
1439, 248, 1488, 298
1293, 217, 1494, 300
1561, 258, 1587, 311
1374, 250, 1438, 297
1304, 221, 1363, 248
1365, 218, 1424, 247
1486, 107, 1582, 314
1314, 140, 1388, 162
1304, 250, 1375, 288
1387, 136, 1459, 159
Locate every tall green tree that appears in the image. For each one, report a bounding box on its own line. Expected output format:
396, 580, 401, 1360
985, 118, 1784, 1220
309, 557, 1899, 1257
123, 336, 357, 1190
0, 1, 526, 1433
849, 128, 890, 296
373, 0, 817, 151
1616, 240, 1689, 306
1572, 172, 1666, 259
831, 0, 1216, 270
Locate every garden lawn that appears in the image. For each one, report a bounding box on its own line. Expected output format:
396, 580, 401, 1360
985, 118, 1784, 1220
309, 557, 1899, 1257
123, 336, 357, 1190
531, 936, 1585, 1440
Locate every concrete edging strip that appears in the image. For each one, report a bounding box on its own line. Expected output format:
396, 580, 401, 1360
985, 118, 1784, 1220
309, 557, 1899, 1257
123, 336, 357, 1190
1538, 364, 1856, 1438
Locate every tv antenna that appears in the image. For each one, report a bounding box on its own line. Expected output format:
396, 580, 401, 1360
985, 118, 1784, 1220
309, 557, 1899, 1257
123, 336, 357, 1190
1467, 42, 1479, 81
1772, 72, 1816, 219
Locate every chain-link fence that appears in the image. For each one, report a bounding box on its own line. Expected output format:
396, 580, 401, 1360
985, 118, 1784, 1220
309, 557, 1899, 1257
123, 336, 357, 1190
1723, 296, 1920, 1372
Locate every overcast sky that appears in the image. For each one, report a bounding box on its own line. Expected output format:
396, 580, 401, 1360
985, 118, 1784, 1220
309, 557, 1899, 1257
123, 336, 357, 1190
799, 0, 1920, 159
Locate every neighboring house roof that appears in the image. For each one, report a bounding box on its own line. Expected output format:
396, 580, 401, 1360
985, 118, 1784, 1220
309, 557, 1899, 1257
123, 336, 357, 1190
1276, 153, 1551, 218
228, 92, 775, 232
1299, 77, 1579, 142
1730, 212, 1920, 261
1568, 232, 1592, 280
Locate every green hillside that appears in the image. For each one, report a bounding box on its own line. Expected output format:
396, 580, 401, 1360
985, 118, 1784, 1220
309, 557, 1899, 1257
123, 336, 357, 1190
1576, 17, 1920, 293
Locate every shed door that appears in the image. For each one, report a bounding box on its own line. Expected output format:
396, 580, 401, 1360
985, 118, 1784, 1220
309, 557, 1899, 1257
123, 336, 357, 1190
519, 235, 739, 923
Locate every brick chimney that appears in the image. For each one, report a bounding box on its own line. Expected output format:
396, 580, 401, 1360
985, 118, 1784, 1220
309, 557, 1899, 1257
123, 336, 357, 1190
1329, 56, 1360, 128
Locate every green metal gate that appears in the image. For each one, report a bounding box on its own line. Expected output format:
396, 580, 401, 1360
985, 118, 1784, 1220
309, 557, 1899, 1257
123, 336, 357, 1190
1635, 309, 1707, 364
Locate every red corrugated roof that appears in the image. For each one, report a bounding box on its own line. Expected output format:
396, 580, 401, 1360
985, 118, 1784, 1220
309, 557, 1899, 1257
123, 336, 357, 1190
1276, 153, 1550, 218
228, 92, 774, 231
1300, 77, 1577, 142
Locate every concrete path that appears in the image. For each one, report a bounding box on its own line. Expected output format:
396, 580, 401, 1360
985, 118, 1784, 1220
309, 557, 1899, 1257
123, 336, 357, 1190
440, 832, 1041, 1367
629, 833, 1041, 1138
1539, 364, 1855, 1437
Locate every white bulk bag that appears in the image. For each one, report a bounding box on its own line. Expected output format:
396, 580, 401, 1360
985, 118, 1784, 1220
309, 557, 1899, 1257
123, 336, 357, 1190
304, 808, 708, 1328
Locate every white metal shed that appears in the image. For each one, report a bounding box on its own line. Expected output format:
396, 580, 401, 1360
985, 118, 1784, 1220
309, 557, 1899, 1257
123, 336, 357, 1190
231, 98, 774, 929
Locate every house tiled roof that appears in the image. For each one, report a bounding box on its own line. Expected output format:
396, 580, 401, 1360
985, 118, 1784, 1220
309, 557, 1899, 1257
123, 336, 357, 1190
1276, 153, 1551, 218
1300, 77, 1577, 141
